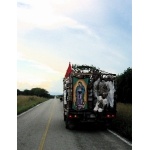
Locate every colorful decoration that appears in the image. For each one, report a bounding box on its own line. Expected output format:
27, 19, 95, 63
72, 77, 89, 110
63, 63, 116, 112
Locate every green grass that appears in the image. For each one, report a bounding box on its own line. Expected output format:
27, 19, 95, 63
17, 95, 49, 115
109, 102, 132, 142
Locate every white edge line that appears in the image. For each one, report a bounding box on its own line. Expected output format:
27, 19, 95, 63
107, 129, 132, 147
17, 100, 50, 118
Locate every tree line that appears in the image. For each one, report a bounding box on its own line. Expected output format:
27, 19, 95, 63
17, 88, 54, 99
115, 67, 132, 103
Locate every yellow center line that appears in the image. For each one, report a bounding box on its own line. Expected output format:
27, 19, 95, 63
38, 100, 56, 150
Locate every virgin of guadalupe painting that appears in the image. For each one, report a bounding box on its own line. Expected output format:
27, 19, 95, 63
72, 77, 89, 110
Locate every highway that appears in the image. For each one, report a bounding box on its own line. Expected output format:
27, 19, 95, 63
17, 98, 132, 150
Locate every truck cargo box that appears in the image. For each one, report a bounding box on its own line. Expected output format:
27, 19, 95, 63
63, 63, 116, 129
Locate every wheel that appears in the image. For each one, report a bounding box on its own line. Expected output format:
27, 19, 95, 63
65, 119, 69, 129
64, 114, 66, 121
65, 119, 75, 130
64, 111, 66, 121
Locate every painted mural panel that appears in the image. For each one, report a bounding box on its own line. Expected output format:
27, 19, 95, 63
72, 77, 89, 110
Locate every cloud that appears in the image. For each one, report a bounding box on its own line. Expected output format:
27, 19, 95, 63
17, 80, 52, 92
17, 2, 31, 8
17, 51, 64, 92
17, 40, 68, 74
17, 0, 94, 36
17, 53, 63, 75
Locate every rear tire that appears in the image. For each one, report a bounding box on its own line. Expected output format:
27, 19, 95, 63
65, 119, 70, 129
65, 119, 75, 130
64, 112, 66, 121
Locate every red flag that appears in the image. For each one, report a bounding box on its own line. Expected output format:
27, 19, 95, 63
65, 62, 72, 78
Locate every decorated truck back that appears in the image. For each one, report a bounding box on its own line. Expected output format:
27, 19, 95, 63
63, 63, 116, 129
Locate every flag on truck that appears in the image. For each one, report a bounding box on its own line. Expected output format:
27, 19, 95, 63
65, 62, 72, 78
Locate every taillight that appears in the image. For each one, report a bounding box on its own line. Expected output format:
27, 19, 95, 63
74, 115, 78, 118
107, 114, 110, 118
69, 115, 73, 118
106, 114, 115, 118
112, 114, 115, 118
68, 114, 78, 119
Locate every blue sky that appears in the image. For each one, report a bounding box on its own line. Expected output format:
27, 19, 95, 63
17, 0, 132, 95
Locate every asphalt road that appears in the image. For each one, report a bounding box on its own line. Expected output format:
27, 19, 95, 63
17, 98, 132, 150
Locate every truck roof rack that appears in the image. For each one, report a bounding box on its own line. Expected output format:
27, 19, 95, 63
72, 64, 116, 77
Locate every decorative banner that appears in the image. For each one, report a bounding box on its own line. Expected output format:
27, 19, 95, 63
72, 77, 89, 110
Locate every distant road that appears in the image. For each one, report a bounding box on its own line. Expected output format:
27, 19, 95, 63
17, 98, 132, 150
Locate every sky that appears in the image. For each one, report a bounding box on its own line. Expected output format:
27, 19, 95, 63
17, 0, 132, 95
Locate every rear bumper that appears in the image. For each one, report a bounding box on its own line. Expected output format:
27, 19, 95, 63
65, 111, 116, 123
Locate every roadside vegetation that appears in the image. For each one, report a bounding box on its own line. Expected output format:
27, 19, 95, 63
115, 67, 132, 104
109, 102, 132, 142
17, 88, 55, 115
109, 68, 132, 142
17, 95, 49, 115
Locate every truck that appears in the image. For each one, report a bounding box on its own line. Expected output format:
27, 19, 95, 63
63, 63, 117, 129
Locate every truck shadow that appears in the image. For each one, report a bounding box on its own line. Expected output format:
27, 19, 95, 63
68, 122, 108, 133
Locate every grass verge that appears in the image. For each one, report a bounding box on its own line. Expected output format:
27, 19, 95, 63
17, 95, 49, 115
109, 102, 132, 142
